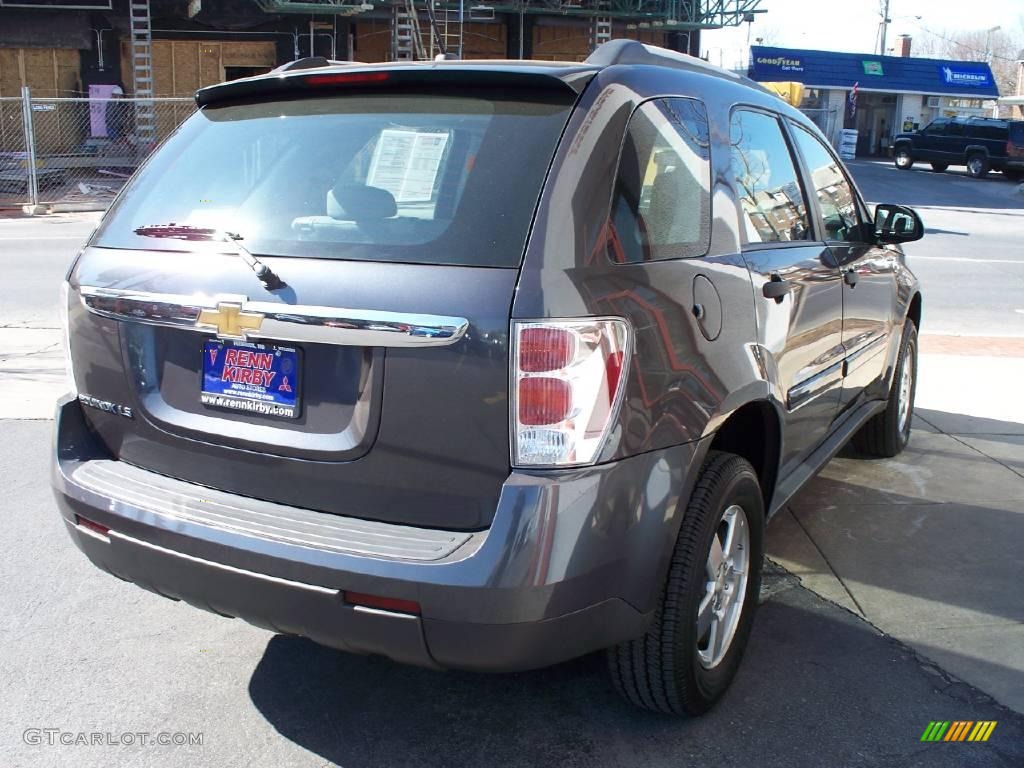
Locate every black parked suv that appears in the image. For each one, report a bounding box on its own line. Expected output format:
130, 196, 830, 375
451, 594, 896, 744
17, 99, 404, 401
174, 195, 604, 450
893, 116, 1024, 180
53, 41, 924, 715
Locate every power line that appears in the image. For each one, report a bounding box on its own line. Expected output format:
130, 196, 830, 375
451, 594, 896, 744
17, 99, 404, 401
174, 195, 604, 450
910, 23, 1019, 64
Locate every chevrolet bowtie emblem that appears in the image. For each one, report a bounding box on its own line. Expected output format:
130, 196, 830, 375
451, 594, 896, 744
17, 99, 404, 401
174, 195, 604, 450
196, 302, 264, 340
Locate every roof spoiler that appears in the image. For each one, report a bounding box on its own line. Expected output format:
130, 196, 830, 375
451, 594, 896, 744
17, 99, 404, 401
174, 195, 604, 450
195, 64, 594, 107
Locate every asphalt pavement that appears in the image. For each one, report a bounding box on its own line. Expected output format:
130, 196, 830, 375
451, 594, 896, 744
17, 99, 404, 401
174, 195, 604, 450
1, 163, 1023, 767
848, 159, 1024, 337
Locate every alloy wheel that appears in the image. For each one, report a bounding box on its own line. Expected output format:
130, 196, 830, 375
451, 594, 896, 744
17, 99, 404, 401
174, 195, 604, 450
696, 504, 750, 669
897, 347, 915, 434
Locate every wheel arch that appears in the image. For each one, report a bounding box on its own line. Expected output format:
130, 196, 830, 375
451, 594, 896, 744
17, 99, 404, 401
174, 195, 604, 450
706, 399, 782, 512
907, 291, 922, 330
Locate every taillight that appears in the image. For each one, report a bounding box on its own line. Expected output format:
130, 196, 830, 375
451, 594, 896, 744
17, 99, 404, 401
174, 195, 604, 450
305, 72, 390, 87
512, 319, 632, 467
60, 280, 77, 396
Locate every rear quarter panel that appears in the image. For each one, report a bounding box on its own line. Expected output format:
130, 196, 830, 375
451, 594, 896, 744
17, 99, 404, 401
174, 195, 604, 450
513, 67, 774, 462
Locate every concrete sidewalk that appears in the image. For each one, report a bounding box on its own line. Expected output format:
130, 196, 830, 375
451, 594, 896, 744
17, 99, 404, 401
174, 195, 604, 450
767, 346, 1024, 714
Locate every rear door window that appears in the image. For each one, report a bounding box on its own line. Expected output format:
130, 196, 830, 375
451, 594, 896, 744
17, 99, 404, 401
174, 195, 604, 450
728, 109, 811, 244
608, 97, 712, 262
92, 89, 575, 268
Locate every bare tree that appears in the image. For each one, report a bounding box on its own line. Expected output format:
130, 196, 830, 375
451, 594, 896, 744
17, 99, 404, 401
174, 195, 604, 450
913, 23, 1023, 100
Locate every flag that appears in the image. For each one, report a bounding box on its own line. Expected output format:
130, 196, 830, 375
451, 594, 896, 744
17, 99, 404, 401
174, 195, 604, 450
848, 82, 859, 121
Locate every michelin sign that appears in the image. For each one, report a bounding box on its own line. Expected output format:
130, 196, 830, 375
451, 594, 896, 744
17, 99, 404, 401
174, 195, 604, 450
939, 65, 992, 88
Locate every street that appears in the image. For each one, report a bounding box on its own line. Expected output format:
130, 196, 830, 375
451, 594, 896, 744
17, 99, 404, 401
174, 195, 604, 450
1, 162, 1023, 767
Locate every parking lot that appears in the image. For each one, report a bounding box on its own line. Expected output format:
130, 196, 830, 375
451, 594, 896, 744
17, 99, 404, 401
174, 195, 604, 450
1, 160, 1023, 767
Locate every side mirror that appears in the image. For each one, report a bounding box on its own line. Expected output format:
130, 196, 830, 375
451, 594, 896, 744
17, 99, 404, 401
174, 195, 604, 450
874, 204, 924, 244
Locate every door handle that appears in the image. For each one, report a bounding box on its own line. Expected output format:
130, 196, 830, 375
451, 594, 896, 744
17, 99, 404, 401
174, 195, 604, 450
844, 269, 859, 288
762, 275, 792, 303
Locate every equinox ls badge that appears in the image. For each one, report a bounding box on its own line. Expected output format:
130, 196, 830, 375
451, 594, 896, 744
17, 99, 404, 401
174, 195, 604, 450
79, 394, 133, 419
196, 302, 264, 341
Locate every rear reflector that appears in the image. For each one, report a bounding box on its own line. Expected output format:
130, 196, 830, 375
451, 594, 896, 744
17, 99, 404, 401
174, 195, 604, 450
344, 591, 421, 615
305, 72, 390, 87
75, 515, 110, 537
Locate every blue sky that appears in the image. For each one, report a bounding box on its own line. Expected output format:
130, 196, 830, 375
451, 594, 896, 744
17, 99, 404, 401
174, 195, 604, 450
701, 0, 1022, 70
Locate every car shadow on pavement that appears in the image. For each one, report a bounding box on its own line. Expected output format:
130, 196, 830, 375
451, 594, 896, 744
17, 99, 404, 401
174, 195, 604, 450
247, 585, 1024, 768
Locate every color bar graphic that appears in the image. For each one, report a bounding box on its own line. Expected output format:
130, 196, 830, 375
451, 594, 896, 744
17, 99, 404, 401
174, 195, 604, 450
920, 721, 996, 742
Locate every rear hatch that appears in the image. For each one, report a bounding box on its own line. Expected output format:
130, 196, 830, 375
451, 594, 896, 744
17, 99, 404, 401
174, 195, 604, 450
66, 73, 582, 530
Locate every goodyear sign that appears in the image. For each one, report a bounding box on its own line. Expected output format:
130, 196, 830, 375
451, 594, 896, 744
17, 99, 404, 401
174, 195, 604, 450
753, 55, 804, 74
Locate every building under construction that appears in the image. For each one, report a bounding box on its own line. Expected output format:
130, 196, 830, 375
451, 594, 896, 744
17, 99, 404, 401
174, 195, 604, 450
0, 0, 764, 100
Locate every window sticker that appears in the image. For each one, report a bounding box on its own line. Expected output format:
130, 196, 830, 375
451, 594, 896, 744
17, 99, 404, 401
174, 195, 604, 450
367, 129, 450, 203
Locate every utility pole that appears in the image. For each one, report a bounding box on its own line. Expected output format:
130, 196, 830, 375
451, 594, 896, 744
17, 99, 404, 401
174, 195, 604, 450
879, 0, 890, 56
985, 25, 1001, 63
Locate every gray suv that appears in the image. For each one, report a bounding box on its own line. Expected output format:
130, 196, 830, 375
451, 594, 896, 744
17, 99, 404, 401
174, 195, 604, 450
53, 41, 924, 715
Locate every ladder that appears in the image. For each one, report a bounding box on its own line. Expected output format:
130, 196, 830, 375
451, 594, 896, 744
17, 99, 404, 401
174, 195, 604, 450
129, 0, 156, 146
393, 0, 428, 61
591, 0, 613, 53
427, 1, 463, 59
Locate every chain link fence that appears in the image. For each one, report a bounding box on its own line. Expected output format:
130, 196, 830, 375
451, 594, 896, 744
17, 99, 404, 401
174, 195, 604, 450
0, 90, 195, 211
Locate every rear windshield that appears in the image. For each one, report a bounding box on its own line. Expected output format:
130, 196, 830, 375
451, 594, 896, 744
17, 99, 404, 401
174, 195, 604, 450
93, 89, 574, 268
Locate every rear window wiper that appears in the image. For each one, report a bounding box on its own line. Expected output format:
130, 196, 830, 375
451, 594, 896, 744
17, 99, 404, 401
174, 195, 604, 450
132, 224, 287, 291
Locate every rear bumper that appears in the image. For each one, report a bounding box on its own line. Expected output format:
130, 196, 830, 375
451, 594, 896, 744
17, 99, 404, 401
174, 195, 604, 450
53, 396, 704, 672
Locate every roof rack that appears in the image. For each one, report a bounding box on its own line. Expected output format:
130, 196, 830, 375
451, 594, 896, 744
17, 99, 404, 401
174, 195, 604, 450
586, 39, 766, 91
271, 56, 357, 74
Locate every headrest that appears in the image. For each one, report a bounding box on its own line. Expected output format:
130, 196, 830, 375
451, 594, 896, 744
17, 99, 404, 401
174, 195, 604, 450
327, 183, 398, 221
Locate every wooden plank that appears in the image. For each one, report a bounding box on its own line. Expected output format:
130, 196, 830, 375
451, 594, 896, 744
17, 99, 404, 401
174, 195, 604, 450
199, 42, 221, 88
221, 41, 275, 67
354, 19, 390, 63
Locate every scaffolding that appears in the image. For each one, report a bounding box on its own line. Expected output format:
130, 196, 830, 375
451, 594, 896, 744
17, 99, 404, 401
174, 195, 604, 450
251, 0, 763, 61
253, 0, 763, 30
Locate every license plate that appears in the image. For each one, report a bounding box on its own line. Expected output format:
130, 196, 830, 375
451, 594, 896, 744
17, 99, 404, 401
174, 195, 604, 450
200, 340, 301, 419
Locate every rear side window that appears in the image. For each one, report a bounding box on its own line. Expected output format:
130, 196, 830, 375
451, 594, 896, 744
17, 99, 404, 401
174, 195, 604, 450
92, 89, 574, 268
1009, 122, 1024, 145
969, 122, 1007, 141
608, 97, 711, 263
729, 109, 811, 244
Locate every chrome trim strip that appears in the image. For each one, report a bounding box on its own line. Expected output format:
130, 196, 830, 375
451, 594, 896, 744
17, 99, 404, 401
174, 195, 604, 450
843, 334, 887, 372
787, 361, 843, 411
79, 286, 469, 347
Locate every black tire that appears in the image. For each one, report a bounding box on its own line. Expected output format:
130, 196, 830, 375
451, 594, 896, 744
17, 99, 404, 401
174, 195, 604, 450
894, 147, 914, 170
966, 153, 990, 179
607, 451, 764, 716
1004, 170, 1024, 183
930, 162, 948, 172
853, 322, 918, 458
